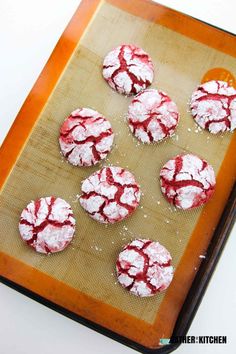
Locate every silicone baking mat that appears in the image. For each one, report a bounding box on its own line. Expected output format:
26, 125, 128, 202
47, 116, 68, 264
0, 0, 236, 351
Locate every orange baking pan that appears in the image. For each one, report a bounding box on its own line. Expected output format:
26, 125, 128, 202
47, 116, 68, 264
0, 0, 235, 353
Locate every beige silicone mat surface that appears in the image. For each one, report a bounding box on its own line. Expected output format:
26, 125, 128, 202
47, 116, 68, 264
0, 1, 235, 325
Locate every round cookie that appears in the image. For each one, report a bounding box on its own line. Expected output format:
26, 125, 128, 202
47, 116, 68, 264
160, 154, 216, 210
102, 44, 154, 95
19, 197, 75, 254
116, 239, 174, 297
59, 108, 114, 166
128, 89, 179, 143
190, 80, 236, 134
79, 166, 141, 224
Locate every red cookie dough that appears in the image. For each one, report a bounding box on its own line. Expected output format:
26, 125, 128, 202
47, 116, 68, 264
79, 166, 141, 224
190, 80, 236, 134
160, 154, 216, 210
128, 89, 179, 143
19, 197, 75, 254
102, 44, 154, 96
59, 108, 114, 166
116, 239, 174, 297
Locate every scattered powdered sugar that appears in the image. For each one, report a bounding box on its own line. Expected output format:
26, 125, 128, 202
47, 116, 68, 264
194, 125, 202, 133
167, 206, 177, 213
69, 195, 80, 203
94, 245, 102, 252
102, 44, 154, 95
190, 80, 236, 134
79, 166, 141, 224
116, 239, 174, 297
160, 153, 216, 210
118, 225, 137, 240
19, 197, 75, 254
127, 89, 180, 143
59, 108, 114, 166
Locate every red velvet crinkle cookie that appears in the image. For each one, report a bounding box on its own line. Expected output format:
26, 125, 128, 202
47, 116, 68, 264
19, 197, 75, 254
128, 89, 179, 143
160, 154, 216, 210
116, 239, 174, 297
59, 108, 114, 166
102, 44, 154, 95
190, 80, 236, 134
79, 166, 141, 224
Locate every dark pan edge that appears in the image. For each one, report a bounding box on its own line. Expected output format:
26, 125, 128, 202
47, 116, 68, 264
149, 0, 236, 39
0, 275, 179, 354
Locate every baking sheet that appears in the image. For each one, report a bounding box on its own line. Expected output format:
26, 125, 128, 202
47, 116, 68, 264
0, 0, 236, 349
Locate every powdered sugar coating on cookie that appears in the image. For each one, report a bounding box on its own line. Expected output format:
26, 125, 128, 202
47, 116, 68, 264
19, 197, 75, 254
102, 44, 154, 95
128, 89, 179, 143
59, 108, 114, 166
79, 166, 141, 224
116, 239, 174, 297
160, 154, 216, 210
190, 80, 236, 134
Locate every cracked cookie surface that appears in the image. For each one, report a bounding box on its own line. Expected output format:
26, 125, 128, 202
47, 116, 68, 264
128, 89, 179, 143
160, 154, 216, 210
102, 44, 154, 95
59, 108, 114, 166
116, 239, 174, 297
79, 166, 141, 224
19, 197, 75, 254
190, 80, 236, 134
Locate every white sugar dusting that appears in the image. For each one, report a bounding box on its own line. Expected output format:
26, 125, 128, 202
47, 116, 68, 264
127, 89, 180, 144
59, 108, 114, 167
103, 44, 154, 95
116, 239, 174, 297
190, 80, 236, 134
79, 166, 141, 224
19, 197, 75, 254
160, 154, 216, 210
